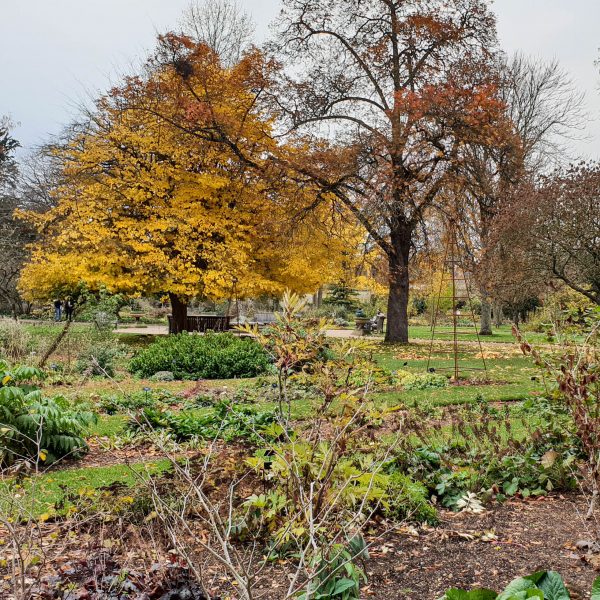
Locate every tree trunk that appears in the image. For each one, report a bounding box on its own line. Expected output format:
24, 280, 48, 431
479, 292, 493, 336
385, 229, 411, 344
493, 302, 503, 327
169, 293, 188, 334
39, 319, 72, 368
477, 210, 493, 336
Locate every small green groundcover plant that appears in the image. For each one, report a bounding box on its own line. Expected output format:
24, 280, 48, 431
129, 332, 270, 379
128, 400, 281, 444
440, 570, 600, 600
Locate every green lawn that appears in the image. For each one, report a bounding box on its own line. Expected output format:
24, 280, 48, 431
1, 459, 172, 517
406, 324, 548, 344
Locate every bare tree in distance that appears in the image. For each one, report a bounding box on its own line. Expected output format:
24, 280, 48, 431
180, 0, 255, 66
0, 127, 65, 317
504, 53, 586, 171
485, 162, 600, 308
462, 53, 586, 334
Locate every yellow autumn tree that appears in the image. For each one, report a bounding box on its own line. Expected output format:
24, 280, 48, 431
19, 37, 354, 331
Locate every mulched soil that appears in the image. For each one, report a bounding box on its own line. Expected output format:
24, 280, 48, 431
364, 494, 599, 599
5, 493, 600, 599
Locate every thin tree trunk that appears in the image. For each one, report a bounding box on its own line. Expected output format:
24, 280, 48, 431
169, 293, 188, 334
39, 319, 72, 368
385, 229, 411, 344
478, 211, 493, 336
479, 292, 493, 336
493, 302, 504, 327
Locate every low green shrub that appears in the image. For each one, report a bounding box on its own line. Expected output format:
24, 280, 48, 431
396, 370, 448, 390
403, 439, 578, 510
440, 570, 600, 599
297, 536, 368, 600
97, 388, 177, 415
383, 472, 438, 525
76, 343, 122, 377
129, 332, 270, 380
0, 362, 97, 465
128, 401, 280, 443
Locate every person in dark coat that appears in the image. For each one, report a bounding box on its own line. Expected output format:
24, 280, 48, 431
53, 299, 62, 321
65, 297, 75, 321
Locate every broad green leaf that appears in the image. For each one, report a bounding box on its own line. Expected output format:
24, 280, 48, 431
537, 571, 569, 600
468, 592, 498, 600
444, 590, 470, 600
330, 578, 357, 595
501, 592, 542, 600
591, 576, 600, 600
503, 478, 519, 496
498, 576, 541, 600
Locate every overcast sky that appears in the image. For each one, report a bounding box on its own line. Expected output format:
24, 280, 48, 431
2, 0, 599, 159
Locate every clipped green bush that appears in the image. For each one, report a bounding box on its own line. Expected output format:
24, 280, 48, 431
0, 362, 97, 465
383, 472, 438, 525
129, 332, 270, 380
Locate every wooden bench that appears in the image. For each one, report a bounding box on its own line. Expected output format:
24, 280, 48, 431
168, 314, 231, 334
254, 312, 277, 326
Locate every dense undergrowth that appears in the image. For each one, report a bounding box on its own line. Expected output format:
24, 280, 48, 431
0, 298, 597, 599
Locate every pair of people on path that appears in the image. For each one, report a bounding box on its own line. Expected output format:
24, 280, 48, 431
54, 298, 74, 321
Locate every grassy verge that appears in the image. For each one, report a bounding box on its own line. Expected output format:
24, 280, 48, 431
1, 459, 172, 517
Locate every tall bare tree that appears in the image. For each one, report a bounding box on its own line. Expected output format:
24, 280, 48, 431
269, 0, 507, 343
0, 128, 61, 317
179, 0, 254, 66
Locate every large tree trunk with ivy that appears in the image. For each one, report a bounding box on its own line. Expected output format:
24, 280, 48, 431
385, 226, 411, 344
169, 293, 188, 334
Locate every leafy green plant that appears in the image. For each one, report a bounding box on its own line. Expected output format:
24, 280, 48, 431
245, 441, 389, 545
0, 362, 97, 465
296, 536, 368, 600
129, 332, 270, 379
515, 308, 599, 516
383, 472, 438, 524
97, 388, 176, 414
76, 343, 122, 377
440, 570, 600, 600
395, 370, 448, 390
129, 401, 281, 444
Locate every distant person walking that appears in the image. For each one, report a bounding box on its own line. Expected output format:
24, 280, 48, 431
53, 298, 62, 321
65, 297, 75, 321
